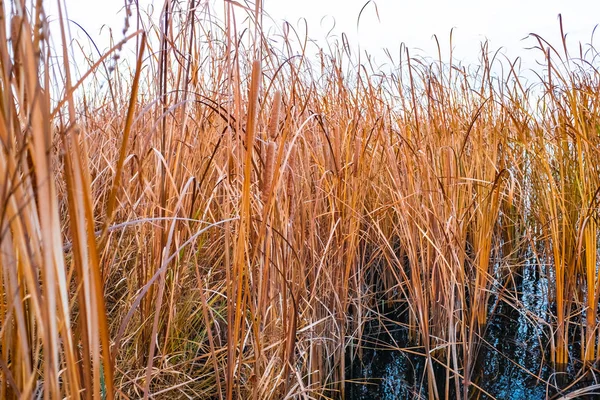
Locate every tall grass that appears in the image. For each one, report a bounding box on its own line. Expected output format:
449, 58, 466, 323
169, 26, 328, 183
1, 1, 599, 399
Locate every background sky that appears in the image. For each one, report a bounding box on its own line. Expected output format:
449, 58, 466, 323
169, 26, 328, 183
53, 0, 600, 78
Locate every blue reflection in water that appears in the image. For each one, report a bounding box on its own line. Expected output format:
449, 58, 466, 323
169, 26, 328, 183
474, 260, 550, 399
345, 261, 570, 399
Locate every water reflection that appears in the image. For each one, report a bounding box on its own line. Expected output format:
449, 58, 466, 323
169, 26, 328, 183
345, 261, 571, 399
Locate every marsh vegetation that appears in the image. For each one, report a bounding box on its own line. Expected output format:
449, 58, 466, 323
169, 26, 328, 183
1, 1, 600, 398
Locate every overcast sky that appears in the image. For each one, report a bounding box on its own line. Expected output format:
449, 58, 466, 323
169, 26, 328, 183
54, 0, 600, 77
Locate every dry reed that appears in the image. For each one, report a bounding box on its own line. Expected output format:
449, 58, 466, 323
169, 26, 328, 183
1, 1, 599, 399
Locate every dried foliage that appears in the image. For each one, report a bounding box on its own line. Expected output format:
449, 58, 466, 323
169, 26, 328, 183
1, 1, 599, 399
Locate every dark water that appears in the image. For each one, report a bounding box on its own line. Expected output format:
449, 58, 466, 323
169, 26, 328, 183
345, 260, 600, 399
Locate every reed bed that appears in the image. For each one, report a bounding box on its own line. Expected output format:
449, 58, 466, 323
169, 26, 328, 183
1, 1, 600, 399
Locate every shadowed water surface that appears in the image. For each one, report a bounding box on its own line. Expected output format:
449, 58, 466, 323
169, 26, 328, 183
345, 260, 594, 399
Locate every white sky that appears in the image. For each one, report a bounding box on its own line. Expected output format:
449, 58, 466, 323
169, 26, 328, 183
52, 0, 600, 77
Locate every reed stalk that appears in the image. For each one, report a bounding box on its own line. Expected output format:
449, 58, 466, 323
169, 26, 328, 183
2, 2, 600, 399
